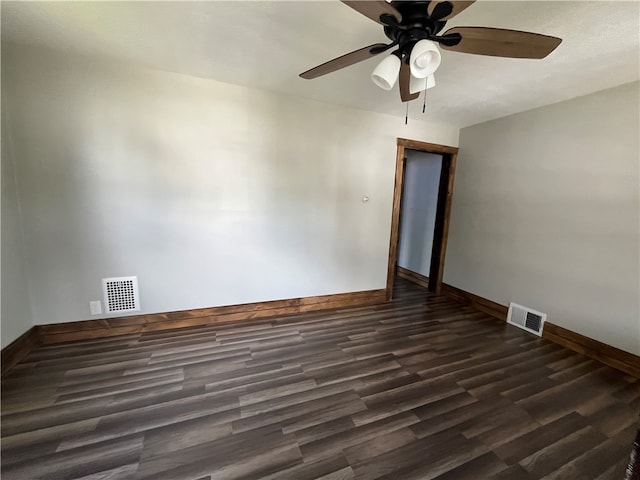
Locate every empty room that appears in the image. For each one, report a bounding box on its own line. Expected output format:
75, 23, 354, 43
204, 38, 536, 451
1, 1, 639, 479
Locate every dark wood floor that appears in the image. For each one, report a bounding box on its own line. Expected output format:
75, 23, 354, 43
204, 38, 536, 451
2, 278, 639, 480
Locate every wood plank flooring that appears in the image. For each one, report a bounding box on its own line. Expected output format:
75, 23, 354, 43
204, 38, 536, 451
2, 278, 639, 480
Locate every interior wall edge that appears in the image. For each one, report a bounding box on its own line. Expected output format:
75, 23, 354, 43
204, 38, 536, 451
1, 91, 35, 348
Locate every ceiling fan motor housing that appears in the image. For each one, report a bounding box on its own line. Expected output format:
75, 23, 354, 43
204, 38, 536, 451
383, 1, 449, 60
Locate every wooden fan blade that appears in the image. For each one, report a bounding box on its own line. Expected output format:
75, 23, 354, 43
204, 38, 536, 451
428, 1, 476, 21
341, 1, 402, 25
299, 43, 391, 79
399, 61, 419, 103
440, 27, 562, 59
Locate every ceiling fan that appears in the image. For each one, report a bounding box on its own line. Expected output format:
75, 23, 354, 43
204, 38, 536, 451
299, 1, 562, 102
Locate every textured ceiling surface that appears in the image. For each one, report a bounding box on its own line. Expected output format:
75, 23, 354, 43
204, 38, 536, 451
2, 1, 639, 127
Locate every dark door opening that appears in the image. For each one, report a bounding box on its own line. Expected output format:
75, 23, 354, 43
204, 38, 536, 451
386, 138, 458, 299
396, 149, 443, 289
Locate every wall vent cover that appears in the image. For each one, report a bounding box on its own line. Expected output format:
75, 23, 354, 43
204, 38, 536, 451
102, 276, 141, 314
507, 302, 546, 336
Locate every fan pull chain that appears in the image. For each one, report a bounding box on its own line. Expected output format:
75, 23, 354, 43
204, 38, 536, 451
405, 102, 409, 125
422, 89, 427, 113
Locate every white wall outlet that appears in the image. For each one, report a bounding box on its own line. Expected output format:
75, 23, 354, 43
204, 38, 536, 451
89, 300, 102, 315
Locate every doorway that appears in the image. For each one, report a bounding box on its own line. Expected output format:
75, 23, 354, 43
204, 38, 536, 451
385, 138, 459, 299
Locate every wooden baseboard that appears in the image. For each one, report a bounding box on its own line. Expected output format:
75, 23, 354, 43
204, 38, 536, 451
543, 322, 640, 378
397, 266, 430, 289
12, 283, 640, 379
36, 289, 388, 345
441, 283, 508, 321
1, 327, 40, 375
441, 283, 640, 379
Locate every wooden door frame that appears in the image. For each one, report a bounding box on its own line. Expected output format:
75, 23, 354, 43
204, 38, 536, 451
385, 138, 459, 300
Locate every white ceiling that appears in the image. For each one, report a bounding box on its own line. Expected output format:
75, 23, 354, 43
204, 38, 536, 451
2, 1, 639, 127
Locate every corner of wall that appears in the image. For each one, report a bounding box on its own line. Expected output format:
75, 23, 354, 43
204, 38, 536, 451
1, 96, 35, 349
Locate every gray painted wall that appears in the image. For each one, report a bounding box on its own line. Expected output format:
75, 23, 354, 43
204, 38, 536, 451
1, 109, 34, 348
2, 43, 459, 327
397, 151, 443, 277
444, 82, 640, 355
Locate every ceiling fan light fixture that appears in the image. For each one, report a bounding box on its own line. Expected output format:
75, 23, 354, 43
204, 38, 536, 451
410, 40, 441, 78
409, 75, 426, 94
301, 2, 562, 105
409, 73, 436, 94
371, 54, 401, 90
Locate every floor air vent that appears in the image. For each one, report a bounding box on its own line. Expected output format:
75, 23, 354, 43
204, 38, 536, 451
102, 276, 141, 313
507, 302, 546, 336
